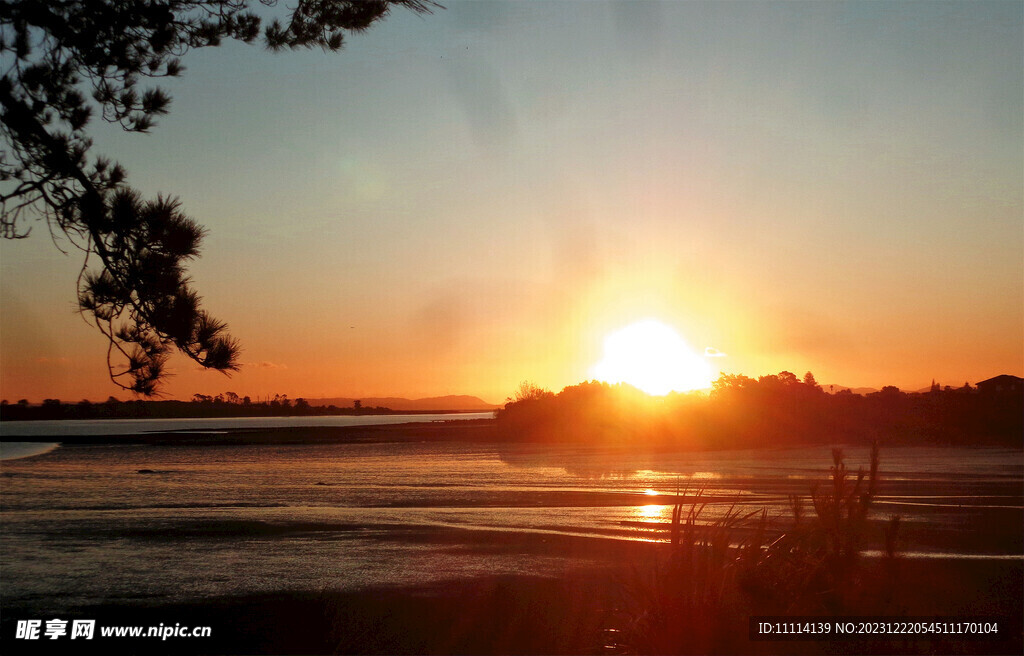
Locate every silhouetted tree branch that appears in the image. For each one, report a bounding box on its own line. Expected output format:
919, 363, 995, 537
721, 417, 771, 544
0, 0, 435, 394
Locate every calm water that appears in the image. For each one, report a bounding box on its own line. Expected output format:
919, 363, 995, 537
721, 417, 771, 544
0, 412, 494, 437
1, 434, 1021, 613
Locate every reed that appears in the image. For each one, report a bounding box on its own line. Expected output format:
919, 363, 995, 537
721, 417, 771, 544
611, 443, 902, 653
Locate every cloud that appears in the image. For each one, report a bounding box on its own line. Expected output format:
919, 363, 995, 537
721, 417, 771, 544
704, 347, 727, 358
243, 361, 288, 370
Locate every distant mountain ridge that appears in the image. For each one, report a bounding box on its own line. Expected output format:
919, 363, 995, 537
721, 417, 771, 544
307, 395, 498, 411
822, 377, 1017, 395
821, 384, 879, 395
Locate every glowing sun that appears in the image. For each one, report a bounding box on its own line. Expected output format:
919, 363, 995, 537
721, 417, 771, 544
590, 319, 713, 395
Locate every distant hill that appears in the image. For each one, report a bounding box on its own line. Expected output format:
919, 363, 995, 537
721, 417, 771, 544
308, 395, 499, 411
828, 382, 988, 395
821, 384, 878, 395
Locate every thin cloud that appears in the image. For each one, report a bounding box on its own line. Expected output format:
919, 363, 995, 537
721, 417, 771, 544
704, 347, 727, 358
243, 361, 288, 370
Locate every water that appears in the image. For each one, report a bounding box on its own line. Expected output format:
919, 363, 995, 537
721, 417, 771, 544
0, 412, 494, 438
0, 442, 59, 460
1, 434, 1021, 614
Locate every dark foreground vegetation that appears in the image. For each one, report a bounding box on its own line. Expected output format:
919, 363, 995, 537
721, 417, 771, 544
497, 373, 1023, 448
603, 445, 982, 655
3, 562, 1019, 656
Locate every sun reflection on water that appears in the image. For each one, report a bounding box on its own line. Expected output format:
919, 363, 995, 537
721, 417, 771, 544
635, 504, 671, 520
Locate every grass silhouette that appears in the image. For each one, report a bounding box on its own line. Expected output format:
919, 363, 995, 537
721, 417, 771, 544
611, 443, 905, 654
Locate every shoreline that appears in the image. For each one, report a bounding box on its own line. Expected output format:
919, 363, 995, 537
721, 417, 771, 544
5, 418, 1023, 451
1, 418, 500, 445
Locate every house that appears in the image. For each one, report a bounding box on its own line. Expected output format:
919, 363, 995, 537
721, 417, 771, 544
975, 374, 1024, 395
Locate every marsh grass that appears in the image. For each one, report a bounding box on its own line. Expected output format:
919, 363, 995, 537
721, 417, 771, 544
741, 442, 902, 614
611, 443, 903, 654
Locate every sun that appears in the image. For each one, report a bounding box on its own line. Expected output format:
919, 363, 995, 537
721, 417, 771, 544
590, 319, 713, 395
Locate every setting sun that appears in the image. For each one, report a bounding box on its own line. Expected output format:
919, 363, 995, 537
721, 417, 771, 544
590, 319, 714, 396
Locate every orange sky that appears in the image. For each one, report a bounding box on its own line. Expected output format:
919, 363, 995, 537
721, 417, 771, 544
1, 1, 1022, 404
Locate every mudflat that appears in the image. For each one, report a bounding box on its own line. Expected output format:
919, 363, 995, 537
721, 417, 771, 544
2, 532, 1020, 655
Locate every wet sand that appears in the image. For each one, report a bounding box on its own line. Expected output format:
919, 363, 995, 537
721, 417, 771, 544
1, 531, 1020, 655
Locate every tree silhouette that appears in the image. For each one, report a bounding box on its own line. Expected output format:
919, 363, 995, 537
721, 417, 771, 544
0, 0, 434, 394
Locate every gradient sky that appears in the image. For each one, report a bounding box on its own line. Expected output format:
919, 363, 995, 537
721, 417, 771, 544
2, 0, 1022, 404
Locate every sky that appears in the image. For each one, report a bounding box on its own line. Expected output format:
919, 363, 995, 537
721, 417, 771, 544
1, 0, 1022, 404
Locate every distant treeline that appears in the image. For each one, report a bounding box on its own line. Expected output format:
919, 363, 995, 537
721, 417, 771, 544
496, 373, 1023, 449
0, 394, 394, 421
